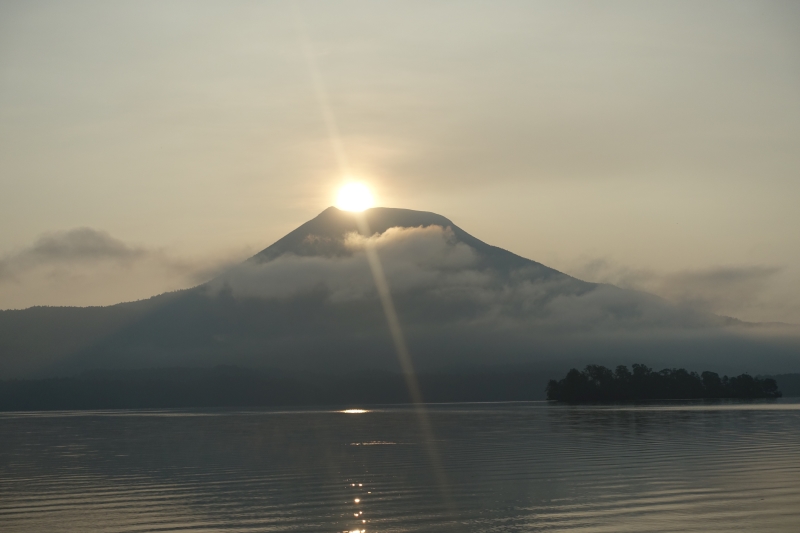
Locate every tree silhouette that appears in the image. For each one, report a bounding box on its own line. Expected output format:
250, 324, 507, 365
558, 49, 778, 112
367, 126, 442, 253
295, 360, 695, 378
546, 365, 782, 402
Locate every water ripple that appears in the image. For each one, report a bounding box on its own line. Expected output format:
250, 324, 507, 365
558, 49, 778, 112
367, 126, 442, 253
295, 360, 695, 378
1, 400, 799, 532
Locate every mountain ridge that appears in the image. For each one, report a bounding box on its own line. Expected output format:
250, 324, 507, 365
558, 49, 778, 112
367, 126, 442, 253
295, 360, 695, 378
0, 206, 797, 379
248, 206, 576, 282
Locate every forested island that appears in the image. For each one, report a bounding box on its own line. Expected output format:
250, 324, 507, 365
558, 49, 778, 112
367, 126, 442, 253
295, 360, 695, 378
546, 364, 782, 402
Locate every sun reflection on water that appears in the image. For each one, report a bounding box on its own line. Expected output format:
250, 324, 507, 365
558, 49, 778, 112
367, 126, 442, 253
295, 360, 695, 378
344, 481, 369, 532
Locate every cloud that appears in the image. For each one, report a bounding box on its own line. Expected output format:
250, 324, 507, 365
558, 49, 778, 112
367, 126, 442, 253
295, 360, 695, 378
570, 259, 783, 321
0, 228, 244, 309
209, 225, 484, 301
658, 266, 781, 314
0, 228, 147, 280
0, 226, 767, 333
209, 225, 727, 333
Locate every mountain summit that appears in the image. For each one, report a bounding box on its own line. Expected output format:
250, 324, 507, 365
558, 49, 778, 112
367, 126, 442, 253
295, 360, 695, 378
0, 206, 787, 379
213, 206, 587, 298
250, 206, 562, 276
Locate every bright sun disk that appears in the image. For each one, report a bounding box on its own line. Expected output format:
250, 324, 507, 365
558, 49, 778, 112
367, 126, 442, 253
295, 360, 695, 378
336, 182, 374, 212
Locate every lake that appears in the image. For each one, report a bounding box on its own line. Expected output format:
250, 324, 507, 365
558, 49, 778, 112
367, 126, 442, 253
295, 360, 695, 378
2, 400, 799, 532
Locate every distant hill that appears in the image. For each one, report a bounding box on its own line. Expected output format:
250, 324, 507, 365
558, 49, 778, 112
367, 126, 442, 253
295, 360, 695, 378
0, 207, 798, 379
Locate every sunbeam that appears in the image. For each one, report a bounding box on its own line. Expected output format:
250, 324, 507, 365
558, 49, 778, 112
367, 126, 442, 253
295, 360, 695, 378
293, 5, 454, 518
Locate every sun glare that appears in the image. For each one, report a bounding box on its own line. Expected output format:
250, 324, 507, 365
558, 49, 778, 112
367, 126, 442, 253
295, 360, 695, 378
336, 182, 374, 212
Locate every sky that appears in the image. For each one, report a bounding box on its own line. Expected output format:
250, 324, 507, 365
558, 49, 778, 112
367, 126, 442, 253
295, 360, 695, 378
1, 0, 799, 323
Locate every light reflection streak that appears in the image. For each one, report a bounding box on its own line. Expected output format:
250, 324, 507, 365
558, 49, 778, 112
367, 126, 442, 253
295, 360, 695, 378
293, 5, 455, 521
356, 212, 455, 511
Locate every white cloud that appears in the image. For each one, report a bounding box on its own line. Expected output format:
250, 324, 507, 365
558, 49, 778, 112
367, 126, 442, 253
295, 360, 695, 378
210, 225, 484, 301
209, 225, 730, 333
569, 258, 790, 323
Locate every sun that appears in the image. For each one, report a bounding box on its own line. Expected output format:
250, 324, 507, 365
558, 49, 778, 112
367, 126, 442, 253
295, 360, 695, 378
336, 182, 374, 212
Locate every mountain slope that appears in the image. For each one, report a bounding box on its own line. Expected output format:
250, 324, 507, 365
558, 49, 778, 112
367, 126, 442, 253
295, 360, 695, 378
0, 207, 794, 379
251, 206, 565, 277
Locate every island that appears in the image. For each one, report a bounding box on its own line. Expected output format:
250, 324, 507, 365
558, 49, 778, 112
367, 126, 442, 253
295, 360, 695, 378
546, 364, 782, 402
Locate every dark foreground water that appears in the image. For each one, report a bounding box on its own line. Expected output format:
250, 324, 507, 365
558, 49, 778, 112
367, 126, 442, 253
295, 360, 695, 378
1, 401, 800, 532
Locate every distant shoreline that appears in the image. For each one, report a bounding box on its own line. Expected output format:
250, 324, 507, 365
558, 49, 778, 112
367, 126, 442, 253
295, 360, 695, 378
0, 367, 549, 411
1, 366, 798, 411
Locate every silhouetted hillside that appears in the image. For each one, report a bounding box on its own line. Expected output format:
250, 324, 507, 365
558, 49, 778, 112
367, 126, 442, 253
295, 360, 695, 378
0, 366, 554, 411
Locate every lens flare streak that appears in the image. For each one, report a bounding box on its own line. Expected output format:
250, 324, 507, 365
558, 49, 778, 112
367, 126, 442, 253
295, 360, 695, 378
295, 7, 454, 519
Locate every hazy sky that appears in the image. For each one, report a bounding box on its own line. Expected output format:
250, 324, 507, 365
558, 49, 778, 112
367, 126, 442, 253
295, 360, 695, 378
1, 0, 799, 323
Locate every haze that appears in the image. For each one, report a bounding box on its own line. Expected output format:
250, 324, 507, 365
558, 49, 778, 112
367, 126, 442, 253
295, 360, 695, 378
1, 0, 799, 324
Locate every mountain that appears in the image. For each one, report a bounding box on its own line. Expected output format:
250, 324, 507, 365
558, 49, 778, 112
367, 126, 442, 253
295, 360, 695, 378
0, 206, 796, 379
251, 206, 564, 273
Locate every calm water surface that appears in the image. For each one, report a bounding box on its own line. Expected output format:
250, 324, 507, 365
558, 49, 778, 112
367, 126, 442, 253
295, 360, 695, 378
2, 401, 800, 532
